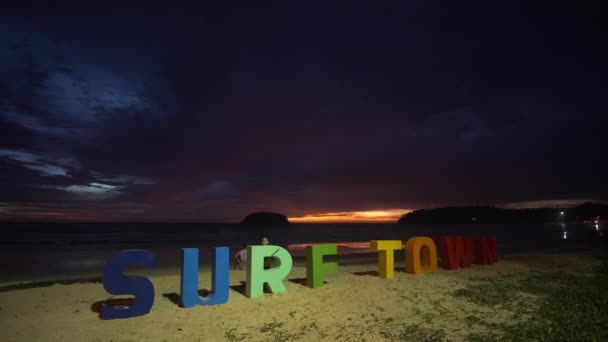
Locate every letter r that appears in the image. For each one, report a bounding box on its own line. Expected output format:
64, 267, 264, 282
246, 245, 293, 298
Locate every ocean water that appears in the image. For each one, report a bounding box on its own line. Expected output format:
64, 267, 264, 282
0, 222, 604, 282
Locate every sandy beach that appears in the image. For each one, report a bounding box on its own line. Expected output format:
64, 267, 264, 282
0, 247, 605, 341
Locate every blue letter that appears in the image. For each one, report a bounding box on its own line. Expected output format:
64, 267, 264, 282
101, 250, 155, 320
181, 247, 230, 307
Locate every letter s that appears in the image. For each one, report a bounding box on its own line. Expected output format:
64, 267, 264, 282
101, 250, 155, 320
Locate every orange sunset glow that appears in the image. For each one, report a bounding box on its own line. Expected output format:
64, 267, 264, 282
288, 209, 411, 223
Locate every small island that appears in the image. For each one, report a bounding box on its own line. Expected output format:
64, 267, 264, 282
240, 212, 289, 224
398, 202, 608, 224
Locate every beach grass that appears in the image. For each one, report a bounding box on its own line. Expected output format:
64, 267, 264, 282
456, 270, 608, 341
458, 248, 608, 341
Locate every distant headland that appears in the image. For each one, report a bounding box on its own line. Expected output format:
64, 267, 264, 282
398, 202, 608, 224
240, 212, 289, 224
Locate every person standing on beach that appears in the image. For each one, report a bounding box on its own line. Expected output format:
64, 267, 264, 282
234, 244, 248, 270
261, 236, 274, 269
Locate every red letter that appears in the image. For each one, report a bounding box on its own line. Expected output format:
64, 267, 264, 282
439, 236, 472, 270
473, 236, 498, 265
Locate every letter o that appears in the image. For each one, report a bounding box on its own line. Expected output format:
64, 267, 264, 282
405, 237, 438, 274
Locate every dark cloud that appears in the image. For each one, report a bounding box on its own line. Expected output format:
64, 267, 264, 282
0, 2, 607, 221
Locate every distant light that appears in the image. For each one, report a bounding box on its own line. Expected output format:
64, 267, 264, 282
596, 224, 599, 231
560, 211, 565, 216
472, 217, 477, 221
563, 231, 568, 239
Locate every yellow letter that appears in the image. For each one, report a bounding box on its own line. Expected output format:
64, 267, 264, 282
370, 240, 402, 279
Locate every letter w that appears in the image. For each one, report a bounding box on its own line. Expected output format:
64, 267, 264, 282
439, 236, 473, 270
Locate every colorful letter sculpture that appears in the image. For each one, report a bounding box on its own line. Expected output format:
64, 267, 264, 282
246, 245, 293, 298
370, 240, 403, 279
101, 249, 155, 320
180, 247, 229, 308
405, 237, 438, 274
96, 235, 499, 319
439, 236, 473, 270
306, 244, 338, 288
473, 236, 498, 265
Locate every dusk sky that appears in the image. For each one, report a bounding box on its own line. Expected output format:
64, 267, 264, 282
1, 2, 606, 222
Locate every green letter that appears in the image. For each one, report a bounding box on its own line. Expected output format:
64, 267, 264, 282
306, 244, 338, 288
246, 245, 293, 298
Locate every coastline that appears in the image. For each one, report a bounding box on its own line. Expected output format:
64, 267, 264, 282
0, 252, 382, 289
0, 243, 595, 290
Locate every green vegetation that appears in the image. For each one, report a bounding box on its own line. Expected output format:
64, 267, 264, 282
224, 312, 449, 342
396, 324, 447, 341
453, 282, 522, 310
240, 212, 289, 224
224, 328, 249, 342
225, 319, 293, 342
398, 202, 608, 224
456, 253, 608, 341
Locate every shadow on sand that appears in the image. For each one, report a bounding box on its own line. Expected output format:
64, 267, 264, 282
162, 289, 212, 307
352, 268, 409, 277
229, 281, 247, 296
288, 278, 328, 287
91, 298, 135, 317
352, 270, 379, 277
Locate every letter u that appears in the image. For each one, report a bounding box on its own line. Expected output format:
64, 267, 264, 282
180, 247, 230, 308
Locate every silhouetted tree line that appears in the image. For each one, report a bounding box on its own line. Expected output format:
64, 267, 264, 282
398, 202, 608, 224
240, 212, 289, 224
